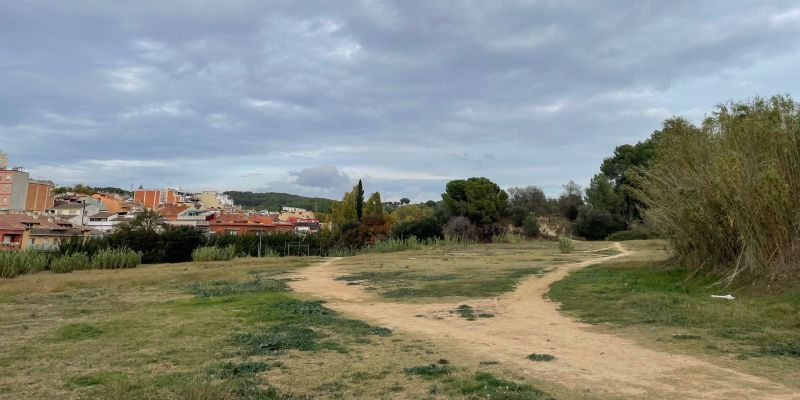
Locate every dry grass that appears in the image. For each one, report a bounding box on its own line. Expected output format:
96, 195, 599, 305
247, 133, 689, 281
335, 240, 614, 302
0, 254, 566, 399
0, 257, 314, 399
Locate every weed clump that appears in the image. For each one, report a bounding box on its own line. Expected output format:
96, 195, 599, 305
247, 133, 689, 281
369, 327, 393, 337
403, 363, 454, 379
459, 372, 554, 399
234, 324, 322, 354
527, 353, 556, 362
455, 304, 477, 320
215, 361, 273, 378
558, 236, 574, 254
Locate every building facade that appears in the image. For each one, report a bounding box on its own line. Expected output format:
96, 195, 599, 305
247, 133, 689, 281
0, 214, 83, 251
0, 169, 29, 211
25, 180, 55, 211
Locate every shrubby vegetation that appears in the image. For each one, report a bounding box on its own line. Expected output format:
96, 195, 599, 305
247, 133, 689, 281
642, 96, 800, 281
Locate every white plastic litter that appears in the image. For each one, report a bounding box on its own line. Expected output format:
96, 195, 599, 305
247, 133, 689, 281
711, 294, 735, 300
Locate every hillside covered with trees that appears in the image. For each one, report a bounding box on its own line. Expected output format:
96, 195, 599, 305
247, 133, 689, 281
224, 191, 336, 213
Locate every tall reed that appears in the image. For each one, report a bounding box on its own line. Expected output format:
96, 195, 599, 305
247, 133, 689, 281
641, 96, 800, 282
0, 250, 50, 278
90, 248, 142, 269
192, 245, 237, 262
50, 253, 92, 274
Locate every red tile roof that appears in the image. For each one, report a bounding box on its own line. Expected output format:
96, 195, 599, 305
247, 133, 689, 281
0, 214, 74, 231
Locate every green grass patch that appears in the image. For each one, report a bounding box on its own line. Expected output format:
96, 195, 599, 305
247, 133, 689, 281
548, 260, 800, 360
403, 362, 455, 379
215, 361, 274, 378
68, 371, 121, 387
458, 372, 554, 399
342, 267, 545, 299
412, 362, 554, 399
54, 322, 105, 341
187, 278, 289, 297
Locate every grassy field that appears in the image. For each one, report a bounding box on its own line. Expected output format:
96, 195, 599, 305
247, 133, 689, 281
334, 241, 614, 301
547, 240, 800, 388
0, 255, 556, 399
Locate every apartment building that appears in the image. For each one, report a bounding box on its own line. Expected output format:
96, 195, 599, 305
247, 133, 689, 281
0, 169, 29, 211
25, 179, 55, 211
0, 155, 54, 212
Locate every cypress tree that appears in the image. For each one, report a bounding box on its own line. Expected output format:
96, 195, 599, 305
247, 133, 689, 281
355, 179, 364, 221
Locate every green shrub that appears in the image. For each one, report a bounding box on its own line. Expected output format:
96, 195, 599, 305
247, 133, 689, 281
572, 207, 626, 240
192, 245, 237, 262
522, 214, 540, 237
90, 248, 141, 269
391, 217, 444, 241
0, 250, 50, 278
557, 236, 574, 254
50, 253, 91, 274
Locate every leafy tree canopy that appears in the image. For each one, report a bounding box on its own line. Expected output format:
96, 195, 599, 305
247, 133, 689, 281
442, 177, 508, 225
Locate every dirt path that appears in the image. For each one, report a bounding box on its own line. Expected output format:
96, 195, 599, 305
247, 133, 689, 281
289, 244, 799, 399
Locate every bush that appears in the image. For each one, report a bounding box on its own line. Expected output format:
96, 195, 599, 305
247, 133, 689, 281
161, 226, 206, 263
192, 245, 237, 262
50, 253, 91, 274
391, 217, 444, 241
90, 248, 141, 269
606, 226, 657, 241
443, 216, 478, 241
0, 251, 50, 278
572, 207, 626, 240
522, 214, 540, 237
558, 236, 574, 254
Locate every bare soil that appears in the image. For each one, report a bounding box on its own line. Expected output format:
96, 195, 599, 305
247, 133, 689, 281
289, 243, 800, 399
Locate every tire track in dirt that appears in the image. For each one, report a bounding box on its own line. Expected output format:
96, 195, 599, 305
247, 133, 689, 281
289, 244, 799, 399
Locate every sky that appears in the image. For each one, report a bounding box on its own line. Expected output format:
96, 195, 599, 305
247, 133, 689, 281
2, 1, 800, 202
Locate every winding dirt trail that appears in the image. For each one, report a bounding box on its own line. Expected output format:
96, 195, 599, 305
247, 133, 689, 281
289, 244, 798, 399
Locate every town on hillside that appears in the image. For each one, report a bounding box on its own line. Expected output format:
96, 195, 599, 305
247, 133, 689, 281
0, 151, 320, 251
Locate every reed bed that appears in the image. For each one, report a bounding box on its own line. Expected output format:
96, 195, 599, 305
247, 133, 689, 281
192, 245, 237, 262
49, 253, 91, 274
642, 95, 800, 282
0, 251, 50, 278
90, 248, 142, 269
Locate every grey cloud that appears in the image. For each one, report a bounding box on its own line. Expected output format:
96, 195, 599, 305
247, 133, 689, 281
290, 166, 352, 189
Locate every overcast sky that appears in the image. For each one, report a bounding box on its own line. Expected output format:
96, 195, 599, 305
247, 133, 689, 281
2, 1, 800, 201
